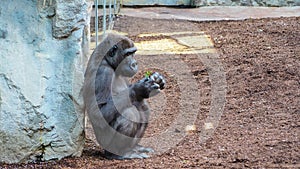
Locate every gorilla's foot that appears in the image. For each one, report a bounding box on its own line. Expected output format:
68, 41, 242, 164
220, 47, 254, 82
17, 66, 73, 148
134, 145, 154, 153
104, 150, 150, 160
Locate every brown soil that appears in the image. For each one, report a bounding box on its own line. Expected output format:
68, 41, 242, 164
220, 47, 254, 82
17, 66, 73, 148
1, 16, 299, 168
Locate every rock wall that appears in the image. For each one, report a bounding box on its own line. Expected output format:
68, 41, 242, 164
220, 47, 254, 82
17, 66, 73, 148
192, 0, 300, 6
0, 0, 91, 163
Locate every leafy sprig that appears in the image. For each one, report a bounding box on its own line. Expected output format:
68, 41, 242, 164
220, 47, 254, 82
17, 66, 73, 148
144, 71, 152, 78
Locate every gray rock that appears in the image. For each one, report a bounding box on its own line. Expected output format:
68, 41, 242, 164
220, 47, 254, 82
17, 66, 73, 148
0, 0, 91, 164
266, 0, 286, 6
240, 0, 251, 6
218, 0, 233, 5
252, 1, 260, 6
207, 0, 218, 5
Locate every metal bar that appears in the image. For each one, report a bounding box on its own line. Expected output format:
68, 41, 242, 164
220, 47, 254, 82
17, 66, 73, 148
95, 0, 99, 46
103, 0, 107, 36
114, 0, 117, 14
109, 0, 112, 26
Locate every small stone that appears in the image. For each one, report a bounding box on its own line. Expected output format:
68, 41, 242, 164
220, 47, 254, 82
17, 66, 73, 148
185, 125, 197, 132
204, 123, 214, 130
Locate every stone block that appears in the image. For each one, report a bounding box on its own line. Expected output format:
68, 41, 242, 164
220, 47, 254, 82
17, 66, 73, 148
0, 0, 91, 164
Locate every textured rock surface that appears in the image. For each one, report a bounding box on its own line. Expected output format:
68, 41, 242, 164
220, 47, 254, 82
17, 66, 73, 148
0, 0, 91, 163
192, 0, 300, 6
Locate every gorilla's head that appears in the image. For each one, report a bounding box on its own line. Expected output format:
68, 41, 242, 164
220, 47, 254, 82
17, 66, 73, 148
103, 34, 138, 77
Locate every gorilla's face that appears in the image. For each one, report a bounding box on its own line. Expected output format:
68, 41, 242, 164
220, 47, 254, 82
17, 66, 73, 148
105, 39, 138, 77
116, 55, 138, 77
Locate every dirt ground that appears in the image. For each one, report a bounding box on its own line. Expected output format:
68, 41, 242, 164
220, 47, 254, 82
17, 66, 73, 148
1, 16, 299, 168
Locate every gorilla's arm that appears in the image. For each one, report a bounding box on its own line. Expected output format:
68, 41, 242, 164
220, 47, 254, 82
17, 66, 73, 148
96, 72, 165, 126
130, 72, 166, 102
95, 60, 134, 125
96, 58, 164, 113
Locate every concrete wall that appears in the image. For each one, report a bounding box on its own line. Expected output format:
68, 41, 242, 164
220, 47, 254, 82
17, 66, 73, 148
0, 0, 91, 163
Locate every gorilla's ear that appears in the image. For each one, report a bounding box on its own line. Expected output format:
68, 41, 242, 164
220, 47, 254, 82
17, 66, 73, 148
108, 45, 118, 57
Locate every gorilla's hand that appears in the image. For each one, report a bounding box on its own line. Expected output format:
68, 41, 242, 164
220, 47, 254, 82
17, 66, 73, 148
149, 72, 165, 90
131, 72, 165, 101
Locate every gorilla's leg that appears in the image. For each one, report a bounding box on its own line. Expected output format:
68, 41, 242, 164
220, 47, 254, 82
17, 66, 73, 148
103, 107, 150, 160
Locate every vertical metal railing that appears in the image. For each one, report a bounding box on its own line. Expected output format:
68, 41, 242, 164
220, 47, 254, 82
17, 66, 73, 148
94, 0, 121, 46
102, 0, 106, 37
95, 0, 99, 46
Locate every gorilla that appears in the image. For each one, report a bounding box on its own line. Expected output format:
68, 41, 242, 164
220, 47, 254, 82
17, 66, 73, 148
83, 33, 165, 160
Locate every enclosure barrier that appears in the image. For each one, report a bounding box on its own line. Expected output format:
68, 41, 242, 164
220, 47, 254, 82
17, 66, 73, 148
94, 0, 121, 46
